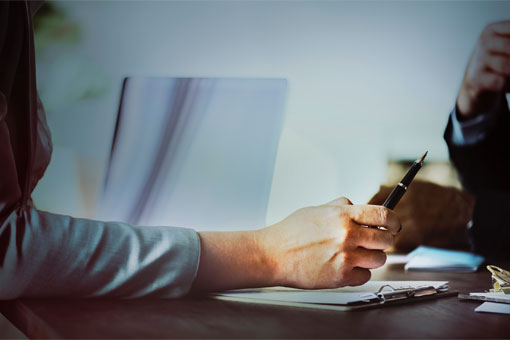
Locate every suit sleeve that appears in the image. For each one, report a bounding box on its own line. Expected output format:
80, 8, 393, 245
0, 207, 200, 299
444, 99, 510, 194
444, 99, 510, 257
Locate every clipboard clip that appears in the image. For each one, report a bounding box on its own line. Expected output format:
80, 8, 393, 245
375, 285, 438, 303
487, 265, 510, 294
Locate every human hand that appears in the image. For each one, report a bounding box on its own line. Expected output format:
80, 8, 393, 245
257, 197, 400, 289
457, 21, 510, 119
368, 180, 474, 251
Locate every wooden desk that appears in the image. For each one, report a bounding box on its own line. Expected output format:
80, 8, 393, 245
1, 261, 508, 339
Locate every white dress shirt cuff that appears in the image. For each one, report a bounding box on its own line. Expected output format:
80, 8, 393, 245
449, 104, 501, 146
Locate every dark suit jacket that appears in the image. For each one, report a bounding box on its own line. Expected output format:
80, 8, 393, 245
444, 101, 510, 258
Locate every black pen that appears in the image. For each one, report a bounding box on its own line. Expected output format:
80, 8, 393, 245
382, 151, 427, 210
371, 151, 427, 231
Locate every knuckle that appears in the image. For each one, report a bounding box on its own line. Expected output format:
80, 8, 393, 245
336, 206, 349, 219
341, 250, 360, 273
341, 224, 357, 245
335, 214, 350, 232
378, 207, 390, 225
335, 277, 347, 288
351, 208, 364, 223
340, 251, 354, 267
337, 266, 351, 284
334, 272, 349, 288
338, 197, 350, 205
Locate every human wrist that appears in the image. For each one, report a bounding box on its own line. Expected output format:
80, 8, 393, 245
252, 227, 280, 287
192, 230, 278, 291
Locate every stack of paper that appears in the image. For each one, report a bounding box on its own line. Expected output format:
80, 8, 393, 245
404, 246, 484, 273
467, 292, 510, 315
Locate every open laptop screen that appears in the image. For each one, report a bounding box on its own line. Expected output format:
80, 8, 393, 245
98, 77, 287, 230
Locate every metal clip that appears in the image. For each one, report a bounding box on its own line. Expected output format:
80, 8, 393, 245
376, 284, 437, 303
487, 265, 510, 294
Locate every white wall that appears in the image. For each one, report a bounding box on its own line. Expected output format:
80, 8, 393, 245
33, 1, 510, 225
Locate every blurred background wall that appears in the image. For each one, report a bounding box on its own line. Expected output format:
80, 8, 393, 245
31, 0, 510, 226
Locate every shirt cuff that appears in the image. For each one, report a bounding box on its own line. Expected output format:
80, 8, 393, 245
449, 104, 501, 147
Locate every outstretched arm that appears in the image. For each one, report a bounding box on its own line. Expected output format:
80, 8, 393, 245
193, 197, 399, 292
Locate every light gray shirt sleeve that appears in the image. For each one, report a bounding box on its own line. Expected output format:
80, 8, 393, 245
0, 206, 200, 299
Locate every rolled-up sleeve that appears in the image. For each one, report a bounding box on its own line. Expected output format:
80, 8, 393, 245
0, 207, 200, 299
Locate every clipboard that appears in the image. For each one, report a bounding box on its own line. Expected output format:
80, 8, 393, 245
212, 281, 457, 311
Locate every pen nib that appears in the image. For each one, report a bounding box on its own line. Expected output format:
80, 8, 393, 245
417, 151, 428, 164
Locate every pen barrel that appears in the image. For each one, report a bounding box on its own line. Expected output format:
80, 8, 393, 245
382, 185, 406, 209
400, 162, 421, 187
382, 161, 422, 210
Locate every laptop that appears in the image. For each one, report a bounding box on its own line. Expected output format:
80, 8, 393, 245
97, 77, 287, 230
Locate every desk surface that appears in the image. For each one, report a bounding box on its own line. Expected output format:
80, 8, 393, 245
1, 261, 508, 339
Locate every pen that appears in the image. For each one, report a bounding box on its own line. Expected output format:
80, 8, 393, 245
382, 151, 427, 210
370, 151, 427, 231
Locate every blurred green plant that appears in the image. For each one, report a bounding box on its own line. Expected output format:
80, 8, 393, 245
33, 2, 80, 56
33, 1, 110, 117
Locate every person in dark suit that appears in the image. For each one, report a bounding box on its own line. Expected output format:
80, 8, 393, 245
444, 21, 510, 258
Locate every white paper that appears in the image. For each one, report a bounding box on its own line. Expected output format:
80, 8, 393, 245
470, 292, 510, 302
385, 254, 410, 265
475, 302, 510, 314
405, 246, 484, 272
217, 281, 448, 306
